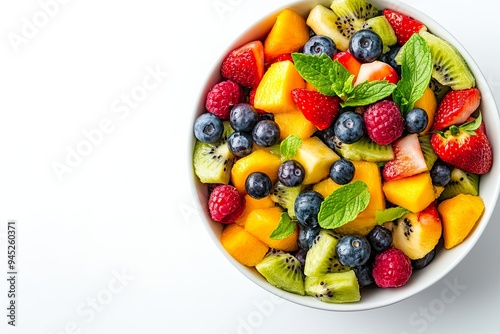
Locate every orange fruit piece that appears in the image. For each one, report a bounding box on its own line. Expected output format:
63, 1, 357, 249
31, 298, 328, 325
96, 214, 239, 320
254, 60, 305, 114
234, 194, 275, 227
264, 8, 310, 62
245, 207, 299, 252
274, 110, 317, 140
221, 224, 269, 267
438, 194, 484, 249
382, 172, 436, 213
413, 87, 437, 134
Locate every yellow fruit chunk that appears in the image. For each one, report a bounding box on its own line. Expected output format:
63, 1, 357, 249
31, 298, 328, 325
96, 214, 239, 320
254, 60, 305, 114
234, 195, 275, 227
383, 172, 435, 213
264, 8, 310, 62
305, 81, 318, 91
245, 207, 298, 252
413, 87, 438, 134
306, 5, 349, 51
230, 150, 282, 194
274, 110, 317, 140
295, 137, 340, 185
438, 194, 484, 249
313, 161, 385, 235
220, 224, 269, 267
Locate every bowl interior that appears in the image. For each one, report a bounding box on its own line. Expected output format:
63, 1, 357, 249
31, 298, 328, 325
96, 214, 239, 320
188, 0, 500, 311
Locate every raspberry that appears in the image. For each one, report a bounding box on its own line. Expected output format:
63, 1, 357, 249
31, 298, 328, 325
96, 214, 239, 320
205, 80, 244, 120
208, 185, 245, 224
363, 100, 404, 145
372, 247, 412, 288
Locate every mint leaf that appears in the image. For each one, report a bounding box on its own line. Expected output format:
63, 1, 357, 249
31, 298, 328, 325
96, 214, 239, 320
459, 112, 482, 134
280, 135, 302, 160
393, 34, 433, 114
318, 181, 371, 229
376, 207, 410, 224
331, 60, 355, 98
270, 212, 296, 240
292, 53, 337, 96
341, 81, 397, 107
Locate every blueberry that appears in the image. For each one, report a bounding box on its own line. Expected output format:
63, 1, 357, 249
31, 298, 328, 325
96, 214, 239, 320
227, 132, 253, 157
230, 103, 259, 133
353, 264, 374, 287
315, 125, 337, 150
412, 248, 436, 270
252, 120, 280, 147
336, 234, 372, 267
298, 225, 321, 251
303, 35, 337, 58
367, 225, 393, 253
278, 160, 305, 187
333, 111, 365, 144
193, 113, 223, 143
378, 45, 402, 75
330, 158, 355, 185
245, 172, 272, 199
293, 248, 307, 267
405, 108, 429, 134
349, 29, 383, 63
259, 113, 275, 121
294, 191, 324, 228
430, 160, 452, 187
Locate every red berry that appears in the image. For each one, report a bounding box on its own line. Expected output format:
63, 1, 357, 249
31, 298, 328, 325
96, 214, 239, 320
291, 88, 340, 130
431, 88, 481, 131
364, 100, 404, 145
383, 9, 427, 45
205, 80, 244, 120
208, 185, 245, 224
372, 248, 412, 288
221, 40, 264, 88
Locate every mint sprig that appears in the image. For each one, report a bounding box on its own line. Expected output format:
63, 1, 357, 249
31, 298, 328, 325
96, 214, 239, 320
270, 212, 296, 240
375, 207, 410, 224
292, 53, 395, 107
280, 135, 302, 160
318, 181, 371, 229
392, 34, 433, 114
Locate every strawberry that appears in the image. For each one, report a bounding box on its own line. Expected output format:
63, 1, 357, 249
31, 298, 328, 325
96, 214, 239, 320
431, 88, 481, 131
383, 9, 427, 45
221, 40, 265, 88
431, 114, 492, 175
354, 61, 399, 86
291, 88, 340, 130
383, 133, 428, 181
333, 51, 362, 78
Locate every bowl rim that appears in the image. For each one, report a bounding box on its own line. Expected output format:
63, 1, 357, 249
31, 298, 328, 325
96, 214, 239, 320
187, 0, 500, 311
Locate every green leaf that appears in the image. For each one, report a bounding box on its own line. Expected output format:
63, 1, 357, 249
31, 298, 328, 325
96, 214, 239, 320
392, 34, 433, 114
375, 207, 410, 224
341, 81, 397, 107
280, 135, 303, 160
331, 60, 355, 97
318, 181, 371, 229
270, 212, 296, 240
459, 112, 482, 133
292, 53, 337, 96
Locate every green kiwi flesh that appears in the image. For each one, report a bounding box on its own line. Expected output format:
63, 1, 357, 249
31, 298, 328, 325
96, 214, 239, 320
419, 134, 438, 170
334, 135, 394, 162
305, 270, 361, 303
193, 121, 234, 184
255, 249, 305, 296
270, 181, 303, 219
439, 168, 479, 201
304, 229, 350, 277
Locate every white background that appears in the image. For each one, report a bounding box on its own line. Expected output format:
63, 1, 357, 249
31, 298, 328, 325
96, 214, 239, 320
0, 0, 499, 333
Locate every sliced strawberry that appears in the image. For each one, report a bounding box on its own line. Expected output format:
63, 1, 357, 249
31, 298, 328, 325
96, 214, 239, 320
383, 133, 428, 181
383, 9, 427, 45
431, 114, 492, 175
354, 61, 399, 86
333, 51, 362, 78
221, 40, 264, 89
291, 88, 340, 130
431, 88, 481, 131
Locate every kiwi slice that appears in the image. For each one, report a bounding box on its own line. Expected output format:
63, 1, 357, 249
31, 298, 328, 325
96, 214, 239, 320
429, 78, 450, 102
270, 181, 303, 219
305, 270, 361, 303
419, 134, 438, 170
333, 136, 394, 162
255, 249, 305, 296
358, 16, 397, 53
439, 168, 479, 201
304, 229, 350, 277
193, 121, 235, 184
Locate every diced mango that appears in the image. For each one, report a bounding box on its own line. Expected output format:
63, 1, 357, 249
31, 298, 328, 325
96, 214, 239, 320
295, 137, 340, 185
230, 150, 282, 194
220, 224, 269, 267
234, 195, 276, 227
438, 194, 484, 249
274, 110, 317, 140
382, 172, 436, 213
245, 206, 298, 252
254, 60, 305, 114
413, 87, 437, 135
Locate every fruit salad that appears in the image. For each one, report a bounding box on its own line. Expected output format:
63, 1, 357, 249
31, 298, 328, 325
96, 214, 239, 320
192, 0, 492, 303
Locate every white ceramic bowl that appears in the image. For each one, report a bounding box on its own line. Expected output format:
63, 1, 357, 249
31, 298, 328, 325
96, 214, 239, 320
189, 0, 500, 311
